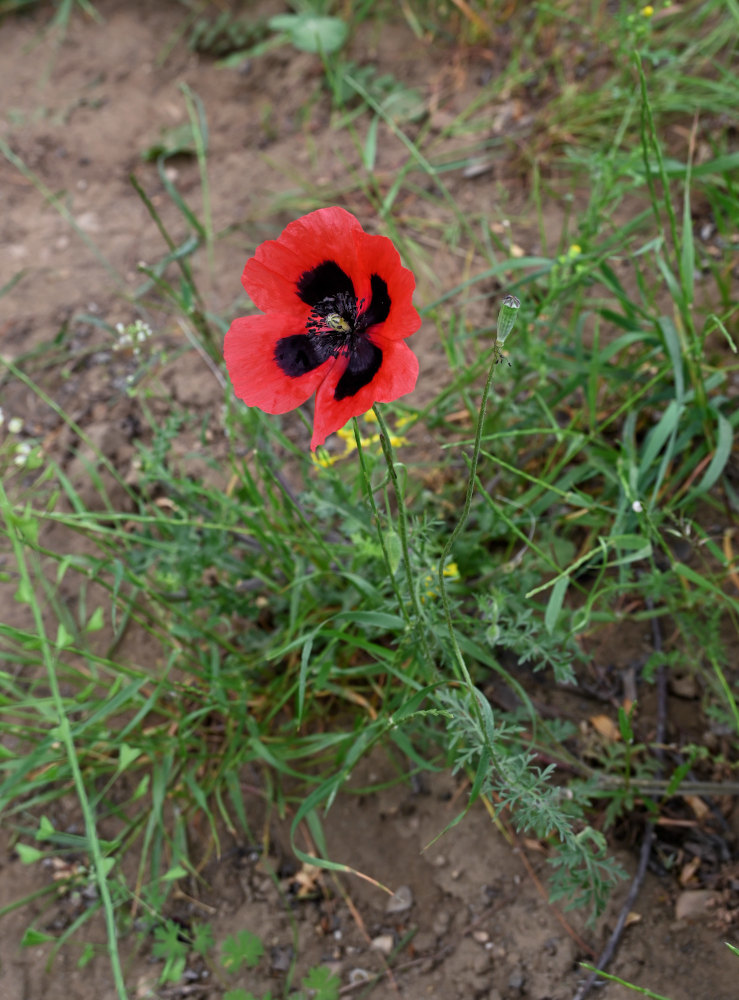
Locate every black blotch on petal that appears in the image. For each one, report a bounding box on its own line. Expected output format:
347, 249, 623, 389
334, 339, 383, 400
275, 335, 325, 377
361, 274, 391, 328
297, 261, 355, 307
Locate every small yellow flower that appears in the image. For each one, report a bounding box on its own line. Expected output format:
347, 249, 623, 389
362, 409, 378, 424
421, 562, 460, 601
312, 448, 335, 468
567, 244, 582, 258
641, 4, 654, 16
395, 414, 416, 430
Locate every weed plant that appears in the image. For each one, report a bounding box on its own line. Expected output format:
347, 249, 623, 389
1, 1, 738, 997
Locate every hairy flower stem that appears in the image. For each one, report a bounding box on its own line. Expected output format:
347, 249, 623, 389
438, 297, 520, 692
371, 404, 433, 668
353, 418, 411, 627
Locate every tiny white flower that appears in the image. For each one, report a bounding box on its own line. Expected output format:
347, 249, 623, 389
8, 417, 24, 435
13, 441, 33, 467
632, 500, 643, 513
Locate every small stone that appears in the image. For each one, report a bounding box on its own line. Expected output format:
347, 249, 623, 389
675, 889, 717, 921
75, 210, 100, 232
473, 930, 490, 943
370, 934, 394, 955
386, 884, 413, 914
670, 673, 699, 699
508, 964, 525, 991
348, 968, 370, 986
270, 944, 293, 972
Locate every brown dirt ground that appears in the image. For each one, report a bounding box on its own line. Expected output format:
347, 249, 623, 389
1, 3, 738, 999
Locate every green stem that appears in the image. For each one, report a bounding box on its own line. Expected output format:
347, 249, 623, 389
0, 482, 129, 1000
352, 418, 411, 627
438, 296, 520, 690
370, 405, 433, 668
437, 355, 499, 688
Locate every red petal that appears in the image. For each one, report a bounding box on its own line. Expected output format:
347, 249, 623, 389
353, 231, 421, 342
224, 314, 334, 414
242, 207, 365, 315
310, 337, 419, 449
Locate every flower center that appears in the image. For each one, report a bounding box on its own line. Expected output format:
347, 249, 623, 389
273, 261, 391, 398
305, 290, 363, 343
325, 312, 352, 334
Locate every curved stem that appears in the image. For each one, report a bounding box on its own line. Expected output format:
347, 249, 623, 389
437, 296, 520, 690
353, 418, 411, 627
371, 404, 433, 669
437, 355, 500, 688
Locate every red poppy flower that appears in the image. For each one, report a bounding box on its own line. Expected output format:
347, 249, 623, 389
224, 207, 421, 450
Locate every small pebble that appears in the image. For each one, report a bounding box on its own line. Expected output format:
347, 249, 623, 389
386, 884, 413, 914
370, 933, 394, 955
348, 968, 370, 986
507, 965, 525, 991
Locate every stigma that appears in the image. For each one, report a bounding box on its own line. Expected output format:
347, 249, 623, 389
325, 313, 353, 334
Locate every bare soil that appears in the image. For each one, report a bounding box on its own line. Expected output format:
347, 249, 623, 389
1, 3, 738, 999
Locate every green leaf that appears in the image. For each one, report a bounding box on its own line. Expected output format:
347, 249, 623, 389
35, 815, 55, 841
141, 122, 197, 162
221, 930, 264, 973
301, 964, 340, 1000
152, 921, 189, 984
55, 622, 73, 649
117, 742, 142, 773
162, 864, 188, 881
77, 942, 96, 969
545, 575, 569, 635
191, 922, 215, 957
333, 610, 405, 630
363, 115, 379, 171
690, 411, 733, 498
617, 704, 634, 743
21, 928, 56, 947
84, 606, 104, 633
15, 843, 45, 864
384, 529, 402, 575
95, 856, 116, 878
13, 577, 33, 605
269, 13, 348, 54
